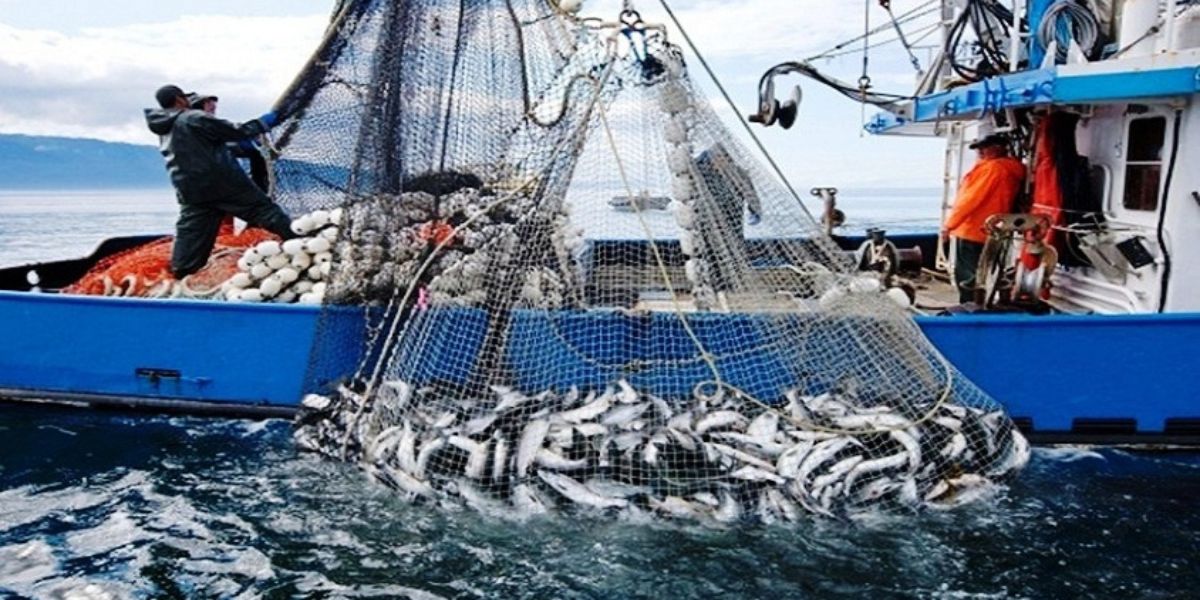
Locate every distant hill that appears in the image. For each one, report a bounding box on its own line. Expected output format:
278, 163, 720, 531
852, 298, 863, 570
0, 134, 166, 189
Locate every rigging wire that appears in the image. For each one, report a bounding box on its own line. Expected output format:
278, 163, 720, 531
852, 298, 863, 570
806, 1, 941, 62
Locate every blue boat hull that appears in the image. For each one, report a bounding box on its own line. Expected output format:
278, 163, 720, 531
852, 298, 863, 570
0, 290, 1196, 442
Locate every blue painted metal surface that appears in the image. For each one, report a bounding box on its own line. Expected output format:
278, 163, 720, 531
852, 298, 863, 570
866, 64, 1200, 134
917, 312, 1200, 433
1, 291, 1197, 436
1054, 65, 1200, 102
0, 291, 364, 408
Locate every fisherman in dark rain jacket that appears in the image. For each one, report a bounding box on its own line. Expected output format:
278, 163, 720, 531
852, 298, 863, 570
144, 84, 295, 278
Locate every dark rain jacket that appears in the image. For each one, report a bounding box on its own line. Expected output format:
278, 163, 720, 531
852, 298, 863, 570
144, 108, 270, 204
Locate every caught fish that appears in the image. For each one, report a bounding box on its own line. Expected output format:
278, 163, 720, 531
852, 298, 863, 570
449, 436, 490, 480
491, 433, 509, 481
616, 379, 640, 404
746, 411, 780, 441
601, 403, 650, 427
538, 471, 629, 510
492, 386, 529, 413
841, 451, 908, 492
516, 420, 551, 478
808, 455, 864, 495
512, 483, 552, 515
555, 394, 611, 424
776, 440, 815, 479
695, 411, 747, 434
415, 437, 446, 478
536, 448, 588, 471
731, 466, 786, 485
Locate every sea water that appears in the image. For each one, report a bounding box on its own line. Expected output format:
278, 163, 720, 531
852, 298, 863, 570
1, 191, 1197, 598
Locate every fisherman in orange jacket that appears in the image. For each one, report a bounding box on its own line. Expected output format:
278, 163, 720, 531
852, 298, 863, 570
943, 133, 1026, 303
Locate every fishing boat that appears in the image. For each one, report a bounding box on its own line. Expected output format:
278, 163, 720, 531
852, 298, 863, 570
1, 0, 1198, 445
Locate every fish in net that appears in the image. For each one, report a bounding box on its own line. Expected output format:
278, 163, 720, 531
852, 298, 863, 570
258, 0, 1031, 523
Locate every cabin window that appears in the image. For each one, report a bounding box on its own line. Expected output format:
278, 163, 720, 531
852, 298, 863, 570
1122, 116, 1166, 212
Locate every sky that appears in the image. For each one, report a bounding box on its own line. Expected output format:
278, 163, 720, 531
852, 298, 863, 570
0, 0, 946, 189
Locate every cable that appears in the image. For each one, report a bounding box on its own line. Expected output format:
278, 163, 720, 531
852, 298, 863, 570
945, 0, 1013, 82
1037, 0, 1100, 64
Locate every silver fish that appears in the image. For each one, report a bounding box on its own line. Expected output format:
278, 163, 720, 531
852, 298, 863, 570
538, 471, 629, 509
512, 483, 552, 515
378, 380, 413, 410
302, 394, 332, 411
648, 395, 674, 420
709, 432, 787, 457
491, 386, 529, 413
491, 434, 509, 481
601, 403, 650, 427
841, 451, 908, 492
809, 455, 864, 494
933, 416, 963, 431
832, 413, 913, 431
767, 488, 802, 521
713, 491, 743, 524
856, 477, 901, 504
923, 479, 950, 501
367, 425, 406, 464
666, 427, 698, 451
547, 424, 574, 448
707, 442, 776, 471
415, 437, 446, 478
797, 437, 854, 485
889, 429, 922, 473
746, 411, 780, 441
448, 436, 490, 480
617, 379, 640, 404
536, 448, 588, 471
573, 423, 608, 438
649, 496, 708, 519
464, 414, 498, 436
692, 492, 720, 507
776, 440, 815, 479
731, 466, 786, 485
585, 478, 651, 498
695, 411, 747, 434
555, 394, 612, 424
397, 423, 418, 475
516, 419, 551, 478
667, 412, 694, 432
940, 432, 967, 460
370, 465, 434, 498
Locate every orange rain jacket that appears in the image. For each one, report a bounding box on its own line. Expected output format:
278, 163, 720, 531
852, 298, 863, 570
945, 156, 1027, 243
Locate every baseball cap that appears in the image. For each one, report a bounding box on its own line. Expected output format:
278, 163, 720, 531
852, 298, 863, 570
155, 84, 186, 109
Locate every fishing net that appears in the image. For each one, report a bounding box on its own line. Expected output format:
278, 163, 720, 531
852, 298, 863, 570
63, 218, 278, 299
275, 0, 1029, 523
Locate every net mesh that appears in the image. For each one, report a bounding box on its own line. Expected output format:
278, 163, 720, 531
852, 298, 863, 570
63, 219, 279, 299
268, 0, 1030, 522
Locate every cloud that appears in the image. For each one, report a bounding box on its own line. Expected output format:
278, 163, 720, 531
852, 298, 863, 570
0, 15, 327, 143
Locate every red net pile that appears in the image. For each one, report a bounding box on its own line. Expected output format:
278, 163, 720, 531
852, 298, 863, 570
63, 219, 279, 299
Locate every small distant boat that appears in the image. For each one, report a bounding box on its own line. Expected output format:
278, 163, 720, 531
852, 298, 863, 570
608, 193, 672, 212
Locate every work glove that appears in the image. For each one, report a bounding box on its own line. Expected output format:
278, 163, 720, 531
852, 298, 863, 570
259, 111, 279, 129
237, 138, 259, 152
